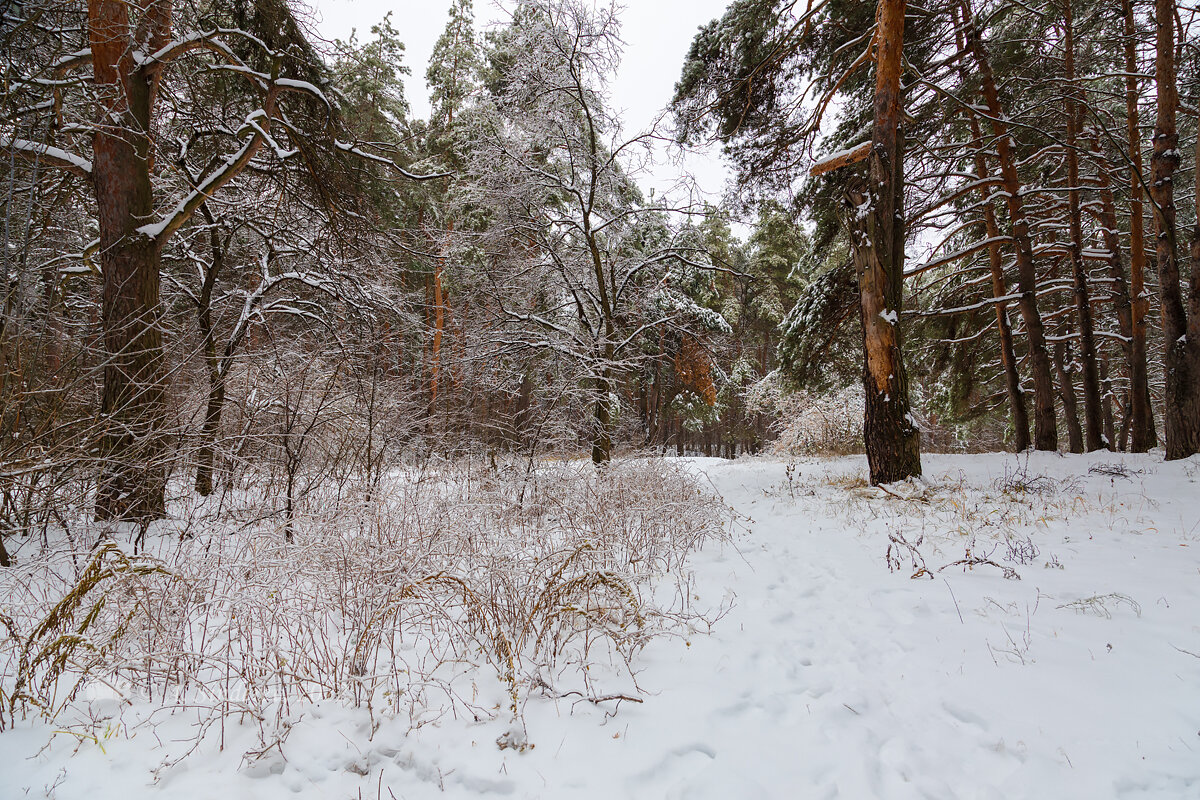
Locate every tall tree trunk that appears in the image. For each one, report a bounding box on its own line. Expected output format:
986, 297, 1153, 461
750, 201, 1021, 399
1086, 132, 1155, 451
1062, 0, 1105, 451
1193, 101, 1200, 418
953, 16, 1028, 451
591, 364, 614, 464
1151, 0, 1200, 459
846, 0, 921, 485
1100, 356, 1116, 449
1122, 0, 1155, 451
90, 0, 169, 521
967, 114, 1029, 451
961, 0, 1057, 451
1054, 339, 1084, 454
430, 220, 451, 412
194, 212, 223, 497
194, 314, 224, 497
585, 198, 617, 464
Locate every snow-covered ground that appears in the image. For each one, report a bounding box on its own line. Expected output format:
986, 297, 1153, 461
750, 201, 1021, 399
4, 451, 1199, 799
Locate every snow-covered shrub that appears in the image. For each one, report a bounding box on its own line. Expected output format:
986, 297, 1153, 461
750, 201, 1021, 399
750, 381, 865, 457
0, 459, 732, 747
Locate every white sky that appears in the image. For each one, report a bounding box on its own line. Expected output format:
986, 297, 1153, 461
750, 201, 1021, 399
304, 0, 735, 203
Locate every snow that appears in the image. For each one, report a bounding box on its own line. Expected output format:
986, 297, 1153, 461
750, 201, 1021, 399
3, 451, 1200, 798
50, 48, 91, 69
275, 77, 331, 108
811, 141, 871, 171
0, 136, 92, 174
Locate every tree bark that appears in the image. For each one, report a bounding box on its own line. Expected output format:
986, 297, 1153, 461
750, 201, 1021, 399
1100, 356, 1116, 449
953, 14, 1028, 451
1086, 132, 1155, 451
90, 0, 170, 521
1062, 0, 1105, 451
194, 211, 224, 496
961, 0, 1058, 451
591, 364, 614, 465
1054, 339, 1084, 454
967, 115, 1029, 451
430, 220, 451, 413
1122, 0, 1155, 451
1151, 0, 1200, 459
844, 0, 921, 485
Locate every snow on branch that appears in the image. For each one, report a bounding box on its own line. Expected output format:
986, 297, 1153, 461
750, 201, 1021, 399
333, 141, 453, 181
905, 236, 1012, 277
809, 141, 872, 177
0, 136, 92, 179
221, 256, 345, 373
50, 48, 93, 74
136, 103, 277, 243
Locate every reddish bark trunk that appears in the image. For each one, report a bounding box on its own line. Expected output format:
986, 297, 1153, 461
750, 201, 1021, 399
1054, 339, 1084, 454
847, 0, 921, 485
961, 0, 1057, 451
1062, 0, 1105, 451
1122, 0, 1155, 451
961, 75, 1029, 451
90, 0, 169, 520
1151, 0, 1200, 459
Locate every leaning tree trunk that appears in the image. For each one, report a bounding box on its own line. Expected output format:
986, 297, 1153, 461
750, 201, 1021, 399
1062, 0, 1106, 451
91, 0, 169, 521
962, 0, 1057, 452
969, 116, 1029, 452
845, 0, 921, 485
1151, 0, 1200, 459
953, 17, 1028, 451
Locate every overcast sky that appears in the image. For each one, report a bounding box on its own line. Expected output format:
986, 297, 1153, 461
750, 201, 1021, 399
304, 0, 735, 201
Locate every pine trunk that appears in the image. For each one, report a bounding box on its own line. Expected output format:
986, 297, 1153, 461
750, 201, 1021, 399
90, 0, 168, 521
1151, 0, 1200, 459
1087, 133, 1155, 452
1122, 0, 1155, 451
847, 0, 921, 485
969, 116, 1029, 452
1054, 340, 1084, 454
1062, 0, 1106, 451
962, 1, 1057, 451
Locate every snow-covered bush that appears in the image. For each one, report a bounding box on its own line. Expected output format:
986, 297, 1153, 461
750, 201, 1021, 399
0, 459, 732, 749
749, 379, 865, 457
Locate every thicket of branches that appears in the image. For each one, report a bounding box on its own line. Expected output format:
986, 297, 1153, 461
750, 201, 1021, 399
0, 0, 746, 744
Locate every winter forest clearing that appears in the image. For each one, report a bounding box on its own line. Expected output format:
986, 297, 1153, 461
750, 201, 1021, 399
4, 453, 1200, 798
3, 0, 1200, 796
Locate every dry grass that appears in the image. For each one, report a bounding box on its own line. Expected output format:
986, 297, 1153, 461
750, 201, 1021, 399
822, 471, 870, 491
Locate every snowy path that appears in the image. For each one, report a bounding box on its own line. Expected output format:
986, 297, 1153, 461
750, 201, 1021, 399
5, 452, 1200, 798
